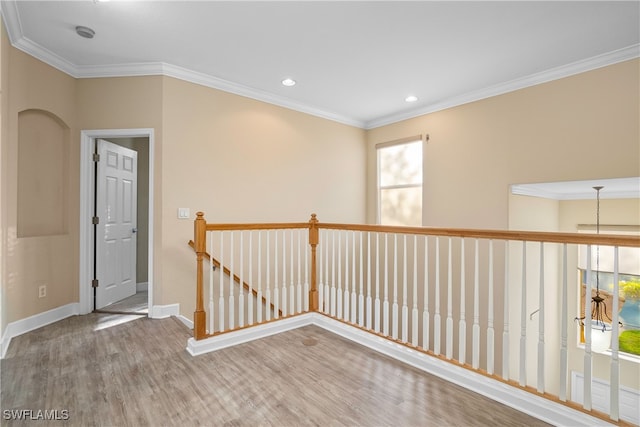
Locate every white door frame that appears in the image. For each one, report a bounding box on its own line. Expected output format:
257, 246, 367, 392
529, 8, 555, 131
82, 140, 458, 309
79, 128, 155, 315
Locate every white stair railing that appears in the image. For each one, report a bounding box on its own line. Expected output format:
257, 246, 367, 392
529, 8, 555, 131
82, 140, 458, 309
192, 213, 639, 424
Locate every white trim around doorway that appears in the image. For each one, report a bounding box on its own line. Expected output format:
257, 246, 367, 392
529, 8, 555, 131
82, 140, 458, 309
79, 129, 155, 315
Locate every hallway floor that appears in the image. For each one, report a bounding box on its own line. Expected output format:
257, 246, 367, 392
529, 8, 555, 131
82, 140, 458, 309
1, 314, 549, 426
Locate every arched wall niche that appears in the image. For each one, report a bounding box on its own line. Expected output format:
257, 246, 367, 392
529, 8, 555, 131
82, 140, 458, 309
17, 109, 70, 237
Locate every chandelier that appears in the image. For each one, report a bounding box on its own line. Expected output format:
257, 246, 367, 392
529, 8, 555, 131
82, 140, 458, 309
576, 186, 613, 353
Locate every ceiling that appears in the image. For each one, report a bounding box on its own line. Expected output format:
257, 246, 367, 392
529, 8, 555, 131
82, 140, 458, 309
1, 1, 639, 129
511, 177, 640, 200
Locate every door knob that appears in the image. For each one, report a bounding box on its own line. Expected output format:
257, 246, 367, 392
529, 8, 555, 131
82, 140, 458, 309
132, 228, 138, 233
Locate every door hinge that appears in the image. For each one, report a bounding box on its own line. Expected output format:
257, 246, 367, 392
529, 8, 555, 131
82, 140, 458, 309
92, 279, 99, 288
93, 153, 100, 162
92, 216, 99, 225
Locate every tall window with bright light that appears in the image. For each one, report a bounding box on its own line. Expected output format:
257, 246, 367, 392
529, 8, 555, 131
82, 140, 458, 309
377, 138, 423, 226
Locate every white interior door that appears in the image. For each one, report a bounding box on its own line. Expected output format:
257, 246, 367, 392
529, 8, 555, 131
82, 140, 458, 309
96, 139, 138, 309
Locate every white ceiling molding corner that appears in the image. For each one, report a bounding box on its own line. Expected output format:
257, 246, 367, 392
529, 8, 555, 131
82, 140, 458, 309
159, 63, 365, 128
1, 2, 638, 131
511, 178, 640, 201
366, 44, 640, 130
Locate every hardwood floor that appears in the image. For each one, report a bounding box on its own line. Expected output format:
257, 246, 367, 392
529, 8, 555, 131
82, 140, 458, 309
1, 314, 549, 426
97, 291, 148, 314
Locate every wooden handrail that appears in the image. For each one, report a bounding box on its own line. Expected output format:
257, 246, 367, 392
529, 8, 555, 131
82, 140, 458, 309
188, 240, 283, 317
205, 222, 310, 231
316, 223, 640, 247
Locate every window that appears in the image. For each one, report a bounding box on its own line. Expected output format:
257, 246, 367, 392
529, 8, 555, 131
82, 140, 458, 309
578, 226, 640, 357
377, 137, 423, 226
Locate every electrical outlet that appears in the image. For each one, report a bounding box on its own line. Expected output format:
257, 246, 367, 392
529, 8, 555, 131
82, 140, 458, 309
38, 285, 47, 298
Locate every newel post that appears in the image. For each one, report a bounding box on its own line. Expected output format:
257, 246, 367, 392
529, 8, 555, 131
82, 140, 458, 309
194, 212, 207, 339
308, 213, 319, 311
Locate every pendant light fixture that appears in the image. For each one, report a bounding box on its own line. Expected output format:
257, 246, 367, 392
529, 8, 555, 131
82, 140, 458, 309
576, 186, 613, 353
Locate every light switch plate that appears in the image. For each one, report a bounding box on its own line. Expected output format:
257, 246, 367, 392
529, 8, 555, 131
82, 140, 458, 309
178, 208, 190, 219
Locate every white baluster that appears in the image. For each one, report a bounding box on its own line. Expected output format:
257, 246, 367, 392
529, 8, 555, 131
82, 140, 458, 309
319, 230, 324, 313
519, 241, 527, 387
280, 231, 286, 317
290, 230, 295, 315
343, 230, 349, 322
583, 245, 593, 411
374, 233, 381, 333
503, 241, 510, 380
472, 239, 480, 370
537, 242, 545, 393
412, 235, 418, 347
239, 231, 244, 328
209, 231, 215, 334
383, 233, 390, 336
248, 232, 253, 325
296, 230, 301, 313
358, 232, 365, 327
392, 234, 399, 340
423, 235, 430, 351
274, 230, 280, 319
257, 231, 263, 323
446, 238, 453, 360
434, 236, 441, 355
331, 230, 336, 317
610, 247, 620, 421
351, 231, 358, 324
366, 232, 372, 330
266, 231, 271, 321
219, 231, 225, 331
402, 234, 408, 343
458, 238, 466, 364
337, 231, 343, 320
559, 243, 567, 401
326, 230, 331, 315
229, 231, 235, 330
487, 240, 495, 375
304, 228, 309, 312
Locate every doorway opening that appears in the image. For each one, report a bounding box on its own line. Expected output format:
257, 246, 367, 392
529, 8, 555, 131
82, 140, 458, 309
79, 129, 154, 317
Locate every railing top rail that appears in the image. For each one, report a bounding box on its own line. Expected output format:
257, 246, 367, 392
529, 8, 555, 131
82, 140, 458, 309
317, 222, 640, 248
205, 222, 310, 231
196, 212, 639, 248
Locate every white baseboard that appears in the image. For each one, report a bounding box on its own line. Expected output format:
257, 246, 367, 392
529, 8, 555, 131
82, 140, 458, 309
1, 303, 80, 359
571, 371, 639, 425
136, 282, 148, 292
187, 312, 612, 427
176, 315, 193, 330
150, 303, 180, 319
187, 314, 313, 356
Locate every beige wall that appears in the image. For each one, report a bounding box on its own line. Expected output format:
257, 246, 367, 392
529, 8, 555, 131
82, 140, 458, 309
1, 19, 638, 397
0, 32, 366, 337
366, 60, 639, 393
1, 26, 78, 329
160, 77, 366, 317
366, 59, 640, 228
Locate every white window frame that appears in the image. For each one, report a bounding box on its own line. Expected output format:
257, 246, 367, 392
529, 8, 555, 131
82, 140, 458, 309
376, 135, 423, 225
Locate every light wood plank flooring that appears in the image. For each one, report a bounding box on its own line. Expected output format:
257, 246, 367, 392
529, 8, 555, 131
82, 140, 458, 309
98, 291, 148, 314
1, 314, 549, 426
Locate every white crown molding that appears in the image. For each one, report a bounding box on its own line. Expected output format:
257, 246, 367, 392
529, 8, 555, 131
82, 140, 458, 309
158, 63, 366, 128
511, 177, 640, 200
366, 44, 640, 130
2, 0, 638, 130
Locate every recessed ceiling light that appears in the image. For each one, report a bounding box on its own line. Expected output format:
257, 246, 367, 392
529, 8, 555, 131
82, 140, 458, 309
75, 26, 95, 39
405, 95, 418, 103
282, 78, 296, 87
